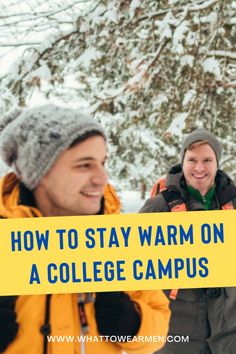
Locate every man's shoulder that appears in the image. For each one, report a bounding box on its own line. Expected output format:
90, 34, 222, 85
232, 197, 236, 209
139, 194, 169, 213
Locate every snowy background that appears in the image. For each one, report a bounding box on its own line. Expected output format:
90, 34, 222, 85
120, 191, 146, 213
0, 0, 235, 202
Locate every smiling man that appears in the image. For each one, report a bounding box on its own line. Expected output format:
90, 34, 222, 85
140, 128, 236, 354
182, 142, 217, 197
0, 104, 170, 354
34, 135, 108, 216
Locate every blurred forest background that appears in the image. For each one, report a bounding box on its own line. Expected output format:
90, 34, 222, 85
0, 0, 235, 189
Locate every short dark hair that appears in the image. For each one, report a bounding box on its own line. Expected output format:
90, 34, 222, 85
69, 130, 106, 148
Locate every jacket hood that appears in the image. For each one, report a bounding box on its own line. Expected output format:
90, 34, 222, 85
103, 183, 121, 214
0, 172, 41, 218
215, 169, 236, 205
166, 164, 184, 194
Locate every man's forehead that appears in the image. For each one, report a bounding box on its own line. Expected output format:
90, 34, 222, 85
186, 144, 216, 156
64, 136, 107, 161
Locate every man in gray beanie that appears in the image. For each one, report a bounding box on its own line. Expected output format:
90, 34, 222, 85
0, 104, 106, 191
0, 104, 170, 354
140, 128, 236, 354
180, 128, 222, 166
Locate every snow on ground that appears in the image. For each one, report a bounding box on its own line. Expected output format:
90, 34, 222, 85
120, 190, 146, 213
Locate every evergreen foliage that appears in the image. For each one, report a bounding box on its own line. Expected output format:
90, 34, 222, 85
0, 0, 236, 185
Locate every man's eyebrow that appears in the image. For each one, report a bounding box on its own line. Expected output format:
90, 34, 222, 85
72, 155, 108, 163
72, 157, 95, 162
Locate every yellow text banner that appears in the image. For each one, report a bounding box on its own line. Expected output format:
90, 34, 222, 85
0, 210, 235, 295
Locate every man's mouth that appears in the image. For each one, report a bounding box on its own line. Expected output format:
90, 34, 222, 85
80, 191, 103, 197
192, 174, 207, 180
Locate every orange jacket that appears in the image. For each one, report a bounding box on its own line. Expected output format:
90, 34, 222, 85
0, 173, 170, 354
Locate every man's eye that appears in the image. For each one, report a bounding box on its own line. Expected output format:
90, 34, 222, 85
78, 164, 91, 169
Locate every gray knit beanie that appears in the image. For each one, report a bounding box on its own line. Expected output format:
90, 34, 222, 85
0, 104, 106, 190
180, 128, 222, 165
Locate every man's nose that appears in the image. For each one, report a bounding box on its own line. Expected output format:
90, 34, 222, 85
194, 162, 204, 172
92, 166, 108, 185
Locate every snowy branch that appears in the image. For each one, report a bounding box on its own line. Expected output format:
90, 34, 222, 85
208, 50, 236, 60
0, 42, 41, 47
189, 0, 218, 11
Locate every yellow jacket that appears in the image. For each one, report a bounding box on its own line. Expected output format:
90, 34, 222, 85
0, 173, 170, 354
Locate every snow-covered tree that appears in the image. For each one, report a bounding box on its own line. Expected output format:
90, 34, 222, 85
1, 0, 236, 186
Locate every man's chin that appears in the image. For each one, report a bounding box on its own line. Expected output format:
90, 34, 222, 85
192, 177, 207, 185
80, 204, 102, 216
